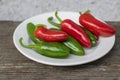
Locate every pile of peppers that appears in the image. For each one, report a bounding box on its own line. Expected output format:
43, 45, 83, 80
19, 10, 116, 58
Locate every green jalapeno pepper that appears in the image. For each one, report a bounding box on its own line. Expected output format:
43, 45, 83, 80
19, 38, 69, 58
27, 23, 42, 44
81, 27, 97, 46
19, 23, 70, 58
63, 36, 84, 55
48, 12, 85, 56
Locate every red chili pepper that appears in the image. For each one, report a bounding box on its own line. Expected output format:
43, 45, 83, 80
34, 26, 68, 42
61, 19, 91, 48
79, 11, 116, 37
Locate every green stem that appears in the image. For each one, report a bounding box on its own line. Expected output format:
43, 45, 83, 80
79, 10, 91, 15
85, 10, 91, 13
36, 24, 46, 27
55, 11, 62, 23
19, 37, 36, 49
79, 11, 82, 15
48, 17, 61, 29
35, 24, 46, 30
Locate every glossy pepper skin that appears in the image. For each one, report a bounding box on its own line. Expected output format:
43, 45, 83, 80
48, 13, 85, 55
61, 19, 91, 48
34, 26, 68, 42
79, 12, 116, 37
49, 27, 85, 55
81, 27, 97, 46
19, 38, 69, 58
19, 23, 70, 58
63, 36, 85, 55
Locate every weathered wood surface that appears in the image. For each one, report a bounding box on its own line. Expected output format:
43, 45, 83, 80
0, 21, 120, 80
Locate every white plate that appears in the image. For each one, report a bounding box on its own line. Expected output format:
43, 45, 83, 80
13, 11, 115, 66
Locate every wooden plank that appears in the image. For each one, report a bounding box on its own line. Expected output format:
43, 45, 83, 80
0, 21, 120, 80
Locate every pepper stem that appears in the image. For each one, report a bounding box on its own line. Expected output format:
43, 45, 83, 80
48, 16, 61, 29
79, 10, 91, 15
85, 10, 91, 13
55, 11, 62, 23
19, 37, 36, 49
36, 24, 46, 27
35, 24, 46, 30
79, 11, 82, 15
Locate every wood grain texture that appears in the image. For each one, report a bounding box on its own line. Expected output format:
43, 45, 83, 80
0, 21, 120, 80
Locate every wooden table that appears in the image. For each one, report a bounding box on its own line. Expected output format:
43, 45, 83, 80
0, 21, 120, 80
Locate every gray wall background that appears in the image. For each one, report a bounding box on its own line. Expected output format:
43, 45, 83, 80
0, 0, 120, 21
